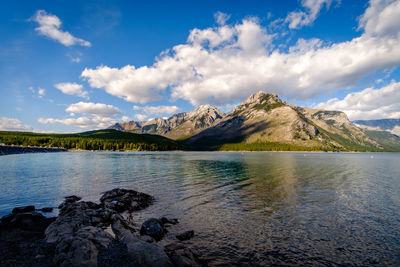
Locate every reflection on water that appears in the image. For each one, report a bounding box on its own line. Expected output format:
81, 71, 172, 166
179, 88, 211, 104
1, 152, 400, 266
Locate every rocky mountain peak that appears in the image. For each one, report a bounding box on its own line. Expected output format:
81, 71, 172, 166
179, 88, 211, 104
231, 91, 285, 116
187, 104, 224, 120
243, 91, 279, 104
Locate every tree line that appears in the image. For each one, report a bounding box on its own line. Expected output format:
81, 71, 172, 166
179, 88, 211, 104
0, 131, 183, 151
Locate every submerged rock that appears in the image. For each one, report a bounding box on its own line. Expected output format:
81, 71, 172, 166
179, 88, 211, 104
161, 217, 179, 225
12, 205, 35, 214
39, 207, 54, 213
164, 242, 203, 267
176, 230, 195, 241
100, 188, 153, 212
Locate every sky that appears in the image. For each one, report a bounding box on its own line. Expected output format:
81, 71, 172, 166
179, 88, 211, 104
1, 0, 400, 132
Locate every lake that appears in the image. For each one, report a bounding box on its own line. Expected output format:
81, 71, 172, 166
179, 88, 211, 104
1, 151, 400, 266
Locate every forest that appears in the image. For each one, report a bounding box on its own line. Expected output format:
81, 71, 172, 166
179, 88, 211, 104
0, 129, 184, 151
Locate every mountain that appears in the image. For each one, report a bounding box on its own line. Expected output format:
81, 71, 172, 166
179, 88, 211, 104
361, 129, 400, 151
353, 119, 400, 136
185, 91, 385, 151
110, 105, 225, 140
110, 91, 400, 151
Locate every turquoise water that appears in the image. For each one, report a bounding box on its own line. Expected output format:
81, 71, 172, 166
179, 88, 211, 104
1, 151, 400, 265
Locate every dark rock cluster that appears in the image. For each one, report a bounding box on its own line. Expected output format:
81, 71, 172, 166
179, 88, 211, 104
0, 188, 202, 267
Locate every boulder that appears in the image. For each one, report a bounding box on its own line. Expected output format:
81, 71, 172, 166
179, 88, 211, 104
140, 218, 165, 241
45, 201, 101, 243
176, 230, 195, 241
100, 188, 153, 212
113, 221, 173, 267
58, 195, 82, 211
46, 200, 113, 267
54, 226, 113, 267
12, 205, 35, 214
1, 211, 54, 232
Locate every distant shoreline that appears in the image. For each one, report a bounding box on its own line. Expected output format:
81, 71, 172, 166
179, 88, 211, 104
0, 145, 67, 156
1, 145, 396, 156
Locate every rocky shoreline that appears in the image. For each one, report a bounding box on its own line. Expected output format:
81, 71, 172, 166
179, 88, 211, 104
0, 145, 67, 156
0, 188, 205, 267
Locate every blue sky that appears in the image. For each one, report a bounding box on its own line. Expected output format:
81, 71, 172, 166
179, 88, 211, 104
1, 0, 400, 132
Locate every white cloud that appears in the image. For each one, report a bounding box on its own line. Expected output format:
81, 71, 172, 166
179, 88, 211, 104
65, 102, 122, 117
32, 10, 91, 47
38, 101, 123, 130
315, 82, 400, 120
71, 57, 81, 63
81, 0, 400, 108
0, 117, 33, 131
358, 0, 400, 37
134, 114, 148, 121
55, 82, 89, 99
133, 105, 180, 115
121, 116, 130, 122
38, 116, 116, 129
38, 87, 45, 98
28, 86, 46, 98
81, 65, 164, 103
285, 0, 336, 29
38, 112, 128, 129
214, 12, 230, 25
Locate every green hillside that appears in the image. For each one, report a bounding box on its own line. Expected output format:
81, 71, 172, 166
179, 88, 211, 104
0, 129, 184, 151
364, 130, 400, 151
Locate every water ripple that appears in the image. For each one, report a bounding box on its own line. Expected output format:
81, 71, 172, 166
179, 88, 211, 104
1, 152, 400, 265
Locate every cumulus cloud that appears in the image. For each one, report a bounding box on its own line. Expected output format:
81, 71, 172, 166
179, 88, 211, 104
315, 82, 400, 120
39, 102, 123, 129
0, 117, 33, 131
121, 116, 130, 122
133, 105, 180, 115
38, 116, 116, 129
55, 82, 89, 99
358, 0, 400, 37
80, 0, 400, 107
285, 0, 336, 29
66, 102, 122, 117
32, 10, 91, 47
81, 65, 164, 103
134, 114, 148, 121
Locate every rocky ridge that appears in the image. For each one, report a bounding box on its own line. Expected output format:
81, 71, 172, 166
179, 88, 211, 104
110, 105, 224, 140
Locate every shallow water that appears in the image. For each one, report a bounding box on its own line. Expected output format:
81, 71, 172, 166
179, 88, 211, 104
1, 151, 400, 266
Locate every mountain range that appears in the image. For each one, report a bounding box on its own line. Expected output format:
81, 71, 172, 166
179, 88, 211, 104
353, 119, 400, 136
110, 91, 400, 151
